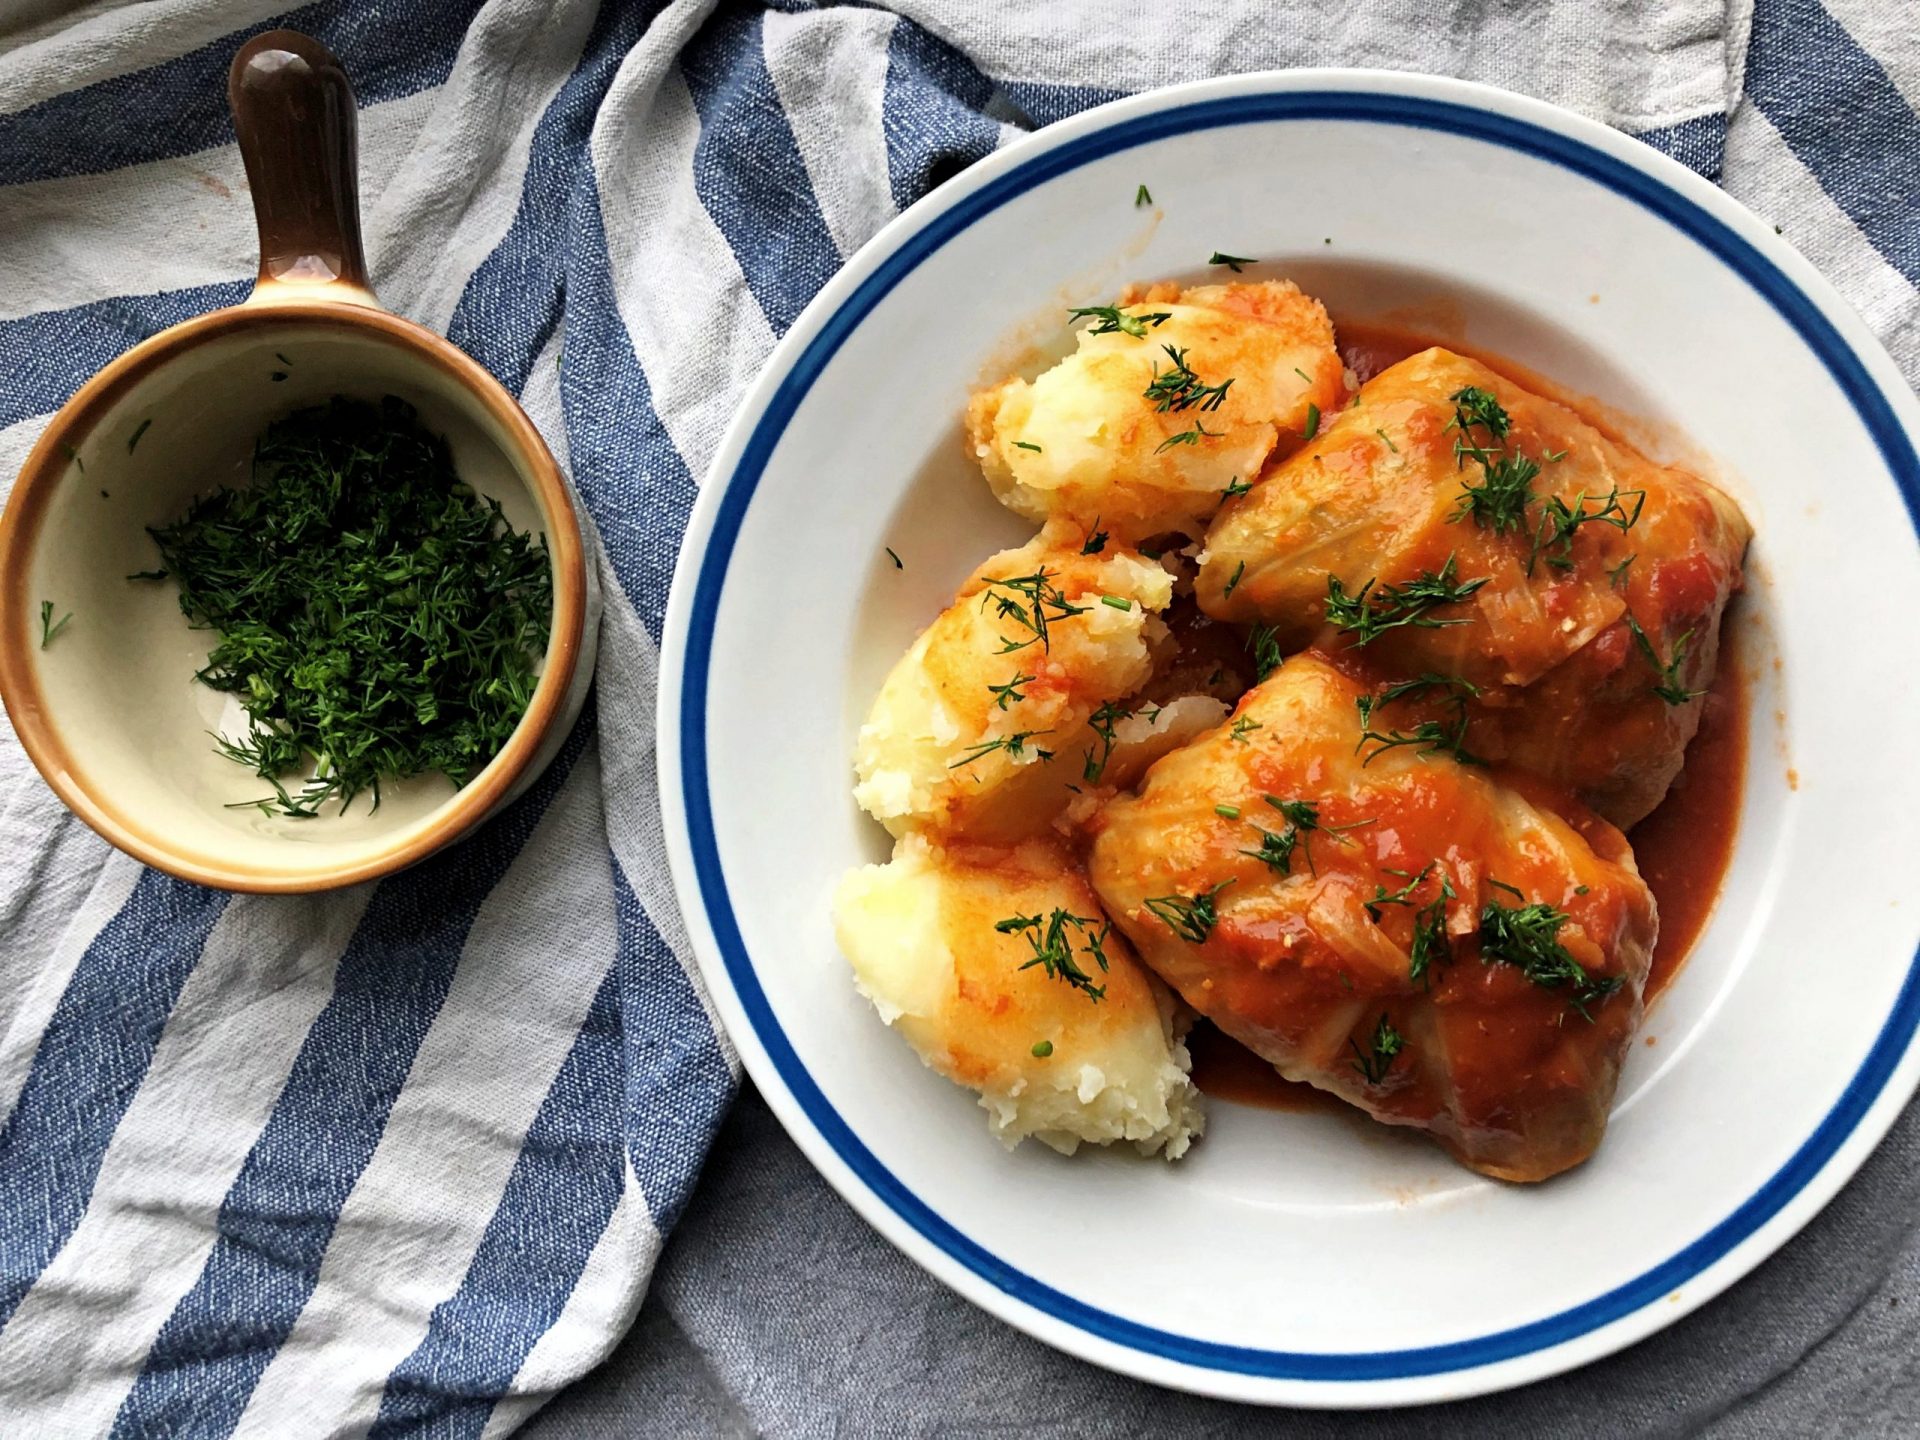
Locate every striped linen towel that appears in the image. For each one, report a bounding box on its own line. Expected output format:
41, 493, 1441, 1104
0, 4, 1914, 1440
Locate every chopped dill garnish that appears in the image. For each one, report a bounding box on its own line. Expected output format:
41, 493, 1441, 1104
1240, 795, 1369, 878
1223, 560, 1246, 598
1375, 427, 1398, 453
127, 419, 152, 453
995, 908, 1111, 1002
1208, 251, 1256, 271
1293, 367, 1312, 383
1607, 553, 1637, 590
1528, 486, 1645, 574
885, 546, 903, 569
1350, 1013, 1403, 1084
1365, 862, 1435, 921
1032, 1039, 1054, 1058
1478, 888, 1622, 1019
1155, 419, 1223, 453
1215, 803, 1241, 819
1626, 614, 1704, 705
1408, 871, 1457, 985
1324, 555, 1488, 646
38, 601, 71, 649
1357, 715, 1481, 767
979, 569, 1089, 654
1143, 345, 1234, 413
1222, 478, 1252, 499
1068, 304, 1170, 338
1099, 594, 1132, 610
1013, 440, 1043, 453
1247, 622, 1282, 681
1304, 402, 1320, 440
950, 729, 1053, 769
60, 442, 83, 473
1135, 184, 1152, 207
146, 396, 551, 817
1080, 522, 1108, 556
1228, 715, 1262, 744
1144, 881, 1232, 944
987, 673, 1035, 711
1082, 700, 1130, 782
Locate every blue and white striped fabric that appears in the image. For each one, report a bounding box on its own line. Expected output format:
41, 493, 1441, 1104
1, 2, 1915, 1437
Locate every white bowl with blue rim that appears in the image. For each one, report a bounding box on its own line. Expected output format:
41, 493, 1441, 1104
656, 69, 1920, 1405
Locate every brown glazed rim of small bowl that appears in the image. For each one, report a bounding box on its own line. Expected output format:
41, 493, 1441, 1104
0, 297, 589, 894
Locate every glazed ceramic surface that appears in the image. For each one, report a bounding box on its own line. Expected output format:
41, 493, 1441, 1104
657, 71, 1920, 1404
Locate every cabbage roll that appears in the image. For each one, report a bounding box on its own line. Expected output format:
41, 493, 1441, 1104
1196, 348, 1750, 826
1087, 653, 1658, 1182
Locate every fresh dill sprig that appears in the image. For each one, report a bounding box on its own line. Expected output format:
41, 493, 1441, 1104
885, 546, 903, 569
1357, 715, 1481, 767
1365, 862, 1435, 921
1067, 304, 1170, 338
1080, 522, 1109, 556
995, 908, 1111, 1002
38, 600, 71, 649
1142, 344, 1234, 413
987, 673, 1035, 711
1144, 881, 1233, 944
1082, 700, 1131, 782
1228, 715, 1262, 744
979, 569, 1089, 654
127, 418, 152, 453
1303, 402, 1320, 440
1134, 184, 1152, 207
1607, 553, 1636, 590
1240, 795, 1369, 878
1247, 622, 1283, 682
950, 729, 1054, 769
1223, 559, 1246, 598
1155, 419, 1223, 452
1324, 555, 1488, 646
1408, 871, 1457, 986
1626, 614, 1704, 705
146, 396, 551, 818
1350, 1013, 1403, 1085
1222, 478, 1252, 500
1208, 250, 1256, 271
1528, 486, 1645, 574
1013, 440, 1043, 453
1478, 887, 1622, 1019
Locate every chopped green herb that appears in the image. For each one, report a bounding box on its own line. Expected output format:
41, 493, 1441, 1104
1144, 882, 1232, 944
270, 371, 288, 382
979, 569, 1089, 654
951, 729, 1054, 769
1013, 440, 1043, 453
1067, 304, 1170, 338
1208, 251, 1256, 271
1082, 700, 1130, 782
1240, 795, 1370, 878
1099, 594, 1132, 611
996, 909, 1112, 1002
1375, 427, 1398, 453
1350, 1013, 1403, 1085
1478, 889, 1622, 1019
1408, 872, 1457, 986
146, 396, 551, 816
1324, 555, 1488, 646
276, 352, 293, 367
1228, 715, 1262, 744
1080, 522, 1109, 556
127, 419, 152, 453
1365, 862, 1435, 921
1303, 402, 1320, 440
1247, 622, 1282, 682
885, 546, 903, 569
1215, 803, 1241, 819
1607, 553, 1637, 590
60, 442, 83, 473
38, 600, 71, 649
1626, 614, 1704, 705
987, 673, 1035, 711
1032, 1039, 1054, 1058
1144, 345, 1234, 413
1222, 477, 1252, 499
1135, 184, 1152, 207
1528, 486, 1645, 574
1293, 367, 1313, 384
1222, 559, 1246, 598
1357, 715, 1481, 768
1155, 420, 1222, 453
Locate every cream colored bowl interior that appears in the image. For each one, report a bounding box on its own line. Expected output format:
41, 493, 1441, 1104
25, 317, 557, 882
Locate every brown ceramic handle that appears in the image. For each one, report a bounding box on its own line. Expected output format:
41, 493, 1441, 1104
229, 30, 374, 300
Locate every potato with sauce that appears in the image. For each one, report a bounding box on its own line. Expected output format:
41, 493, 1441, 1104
853, 529, 1224, 841
1087, 652, 1658, 1182
834, 832, 1203, 1157
968, 281, 1345, 543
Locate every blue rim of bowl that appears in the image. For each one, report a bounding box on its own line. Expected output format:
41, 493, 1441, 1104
679, 88, 1920, 1381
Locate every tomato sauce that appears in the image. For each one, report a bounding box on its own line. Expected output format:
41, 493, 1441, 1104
1189, 323, 1751, 1111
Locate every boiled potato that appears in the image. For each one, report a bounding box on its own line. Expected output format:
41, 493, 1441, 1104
852, 529, 1223, 840
834, 831, 1203, 1157
967, 281, 1345, 542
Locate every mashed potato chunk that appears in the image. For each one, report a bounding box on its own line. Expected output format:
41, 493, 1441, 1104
853, 529, 1221, 839
967, 280, 1344, 542
833, 832, 1203, 1157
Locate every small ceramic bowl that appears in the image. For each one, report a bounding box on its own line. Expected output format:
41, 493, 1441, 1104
0, 31, 598, 893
